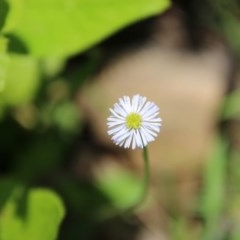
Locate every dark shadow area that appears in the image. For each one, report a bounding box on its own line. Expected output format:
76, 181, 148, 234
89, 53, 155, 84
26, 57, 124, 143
0, 0, 9, 31
5, 34, 29, 54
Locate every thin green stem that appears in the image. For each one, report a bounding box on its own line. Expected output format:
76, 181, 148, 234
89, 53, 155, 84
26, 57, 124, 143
124, 146, 150, 215
141, 146, 150, 205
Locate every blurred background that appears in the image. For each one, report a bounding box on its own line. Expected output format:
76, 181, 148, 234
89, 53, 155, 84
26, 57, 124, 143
0, 0, 240, 239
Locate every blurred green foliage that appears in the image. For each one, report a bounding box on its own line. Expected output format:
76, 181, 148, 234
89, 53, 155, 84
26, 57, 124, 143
222, 89, 240, 120
97, 166, 143, 212
200, 137, 228, 240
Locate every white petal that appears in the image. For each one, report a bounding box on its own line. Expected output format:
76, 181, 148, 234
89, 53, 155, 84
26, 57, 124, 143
109, 108, 125, 119
141, 124, 158, 137
142, 109, 159, 119
143, 123, 160, 133
136, 96, 147, 113
139, 129, 148, 147
108, 124, 125, 135
119, 96, 131, 113
124, 131, 134, 148
107, 119, 125, 127
131, 94, 140, 112
112, 128, 130, 143
135, 130, 144, 148
140, 127, 155, 142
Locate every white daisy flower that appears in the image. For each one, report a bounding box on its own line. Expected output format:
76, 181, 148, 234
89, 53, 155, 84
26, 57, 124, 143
107, 94, 162, 149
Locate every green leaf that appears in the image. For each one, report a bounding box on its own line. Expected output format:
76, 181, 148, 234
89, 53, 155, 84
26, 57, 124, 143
222, 89, 240, 120
0, 178, 16, 212
5, 0, 170, 57
96, 166, 142, 211
52, 101, 80, 133
200, 137, 228, 240
0, 188, 65, 240
2, 53, 40, 105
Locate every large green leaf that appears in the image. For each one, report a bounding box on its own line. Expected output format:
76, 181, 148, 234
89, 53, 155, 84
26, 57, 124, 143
1, 53, 40, 105
0, 187, 65, 240
4, 0, 170, 57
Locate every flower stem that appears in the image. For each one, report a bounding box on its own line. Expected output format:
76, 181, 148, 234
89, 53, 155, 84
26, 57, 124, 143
141, 146, 150, 204
124, 146, 150, 215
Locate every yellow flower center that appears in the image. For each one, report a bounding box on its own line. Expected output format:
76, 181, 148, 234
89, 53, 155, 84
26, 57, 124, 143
126, 113, 142, 129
